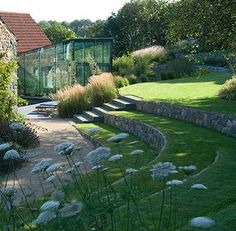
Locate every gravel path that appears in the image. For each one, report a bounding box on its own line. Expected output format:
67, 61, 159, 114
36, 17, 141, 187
4, 106, 95, 204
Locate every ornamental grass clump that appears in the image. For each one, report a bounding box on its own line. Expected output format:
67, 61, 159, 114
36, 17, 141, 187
87, 73, 117, 106
51, 84, 90, 117
218, 76, 236, 100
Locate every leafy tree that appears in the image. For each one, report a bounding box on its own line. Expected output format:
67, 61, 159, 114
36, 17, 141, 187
39, 21, 78, 44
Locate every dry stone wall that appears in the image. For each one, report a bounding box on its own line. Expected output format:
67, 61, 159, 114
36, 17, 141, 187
104, 114, 166, 153
135, 101, 236, 138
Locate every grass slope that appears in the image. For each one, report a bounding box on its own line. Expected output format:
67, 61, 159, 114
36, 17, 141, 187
77, 111, 236, 230
120, 73, 236, 115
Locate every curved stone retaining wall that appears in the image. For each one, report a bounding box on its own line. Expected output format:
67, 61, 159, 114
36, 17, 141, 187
135, 101, 236, 138
104, 114, 166, 152
77, 130, 104, 148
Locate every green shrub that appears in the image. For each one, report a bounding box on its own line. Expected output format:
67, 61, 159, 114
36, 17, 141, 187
160, 71, 176, 80
141, 75, 148, 82
166, 57, 193, 78
112, 55, 134, 76
88, 73, 117, 106
218, 76, 236, 100
0, 57, 19, 122
126, 74, 138, 84
113, 76, 129, 88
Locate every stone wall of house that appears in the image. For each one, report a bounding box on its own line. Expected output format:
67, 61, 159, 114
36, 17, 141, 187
135, 100, 236, 138
0, 20, 17, 98
0, 20, 16, 61
104, 114, 166, 153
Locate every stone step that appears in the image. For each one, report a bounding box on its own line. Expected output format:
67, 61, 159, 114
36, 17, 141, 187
112, 98, 136, 110
83, 110, 104, 122
93, 107, 109, 116
120, 95, 142, 103
102, 103, 124, 111
73, 114, 92, 123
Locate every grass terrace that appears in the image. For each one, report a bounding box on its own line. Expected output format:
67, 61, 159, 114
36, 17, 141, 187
120, 72, 236, 115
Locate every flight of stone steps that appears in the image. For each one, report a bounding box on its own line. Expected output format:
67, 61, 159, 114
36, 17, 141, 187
73, 95, 141, 123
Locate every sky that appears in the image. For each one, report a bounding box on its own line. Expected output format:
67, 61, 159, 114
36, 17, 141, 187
0, 0, 128, 22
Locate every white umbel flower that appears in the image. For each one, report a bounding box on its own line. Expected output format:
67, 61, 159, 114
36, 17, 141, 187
45, 175, 57, 183
65, 167, 75, 174
10, 122, 25, 131
54, 142, 75, 155
73, 161, 83, 167
3, 149, 20, 160
46, 163, 62, 173
40, 200, 60, 211
179, 165, 197, 175
88, 127, 101, 133
130, 149, 144, 155
0, 143, 12, 151
166, 179, 184, 186
191, 184, 207, 190
126, 168, 139, 174
189, 217, 215, 229
108, 154, 123, 162
107, 133, 129, 142
151, 162, 176, 180
31, 158, 53, 173
60, 200, 83, 218
32, 211, 56, 224
91, 164, 103, 170
85, 147, 111, 165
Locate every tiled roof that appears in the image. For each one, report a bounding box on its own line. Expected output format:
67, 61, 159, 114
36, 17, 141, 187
0, 12, 51, 53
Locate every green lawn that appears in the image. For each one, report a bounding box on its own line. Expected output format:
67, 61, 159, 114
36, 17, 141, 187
76, 111, 236, 230
120, 72, 236, 115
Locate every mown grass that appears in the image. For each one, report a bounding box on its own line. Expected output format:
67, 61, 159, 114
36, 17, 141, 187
120, 72, 236, 115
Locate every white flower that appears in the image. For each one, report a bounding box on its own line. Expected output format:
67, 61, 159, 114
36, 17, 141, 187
45, 175, 56, 183
127, 140, 139, 145
46, 163, 62, 173
32, 211, 56, 224
85, 147, 111, 165
73, 161, 83, 167
88, 127, 101, 133
54, 142, 75, 155
0, 142, 12, 151
10, 122, 25, 131
52, 191, 64, 202
91, 164, 103, 170
151, 162, 176, 180
65, 167, 75, 174
40, 200, 60, 211
130, 149, 144, 155
166, 179, 184, 186
191, 184, 207, 190
31, 158, 53, 173
179, 165, 197, 175
3, 149, 20, 160
60, 200, 83, 218
126, 168, 139, 174
108, 154, 123, 162
107, 133, 129, 142
171, 170, 178, 174
189, 217, 215, 229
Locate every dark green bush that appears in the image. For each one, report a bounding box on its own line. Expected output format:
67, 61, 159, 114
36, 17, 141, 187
113, 76, 129, 88
126, 74, 138, 84
218, 76, 236, 100
160, 71, 176, 80
141, 75, 148, 82
166, 57, 193, 78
